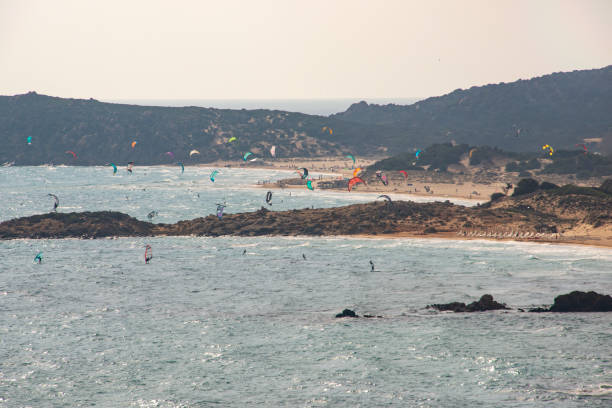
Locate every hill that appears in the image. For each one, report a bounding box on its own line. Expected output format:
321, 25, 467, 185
2, 66, 611, 165
367, 143, 612, 181
332, 65, 612, 153
0, 92, 400, 165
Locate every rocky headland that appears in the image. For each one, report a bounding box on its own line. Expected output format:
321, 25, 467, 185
0, 187, 610, 243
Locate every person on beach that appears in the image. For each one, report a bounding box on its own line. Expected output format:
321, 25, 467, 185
370, 260, 375, 271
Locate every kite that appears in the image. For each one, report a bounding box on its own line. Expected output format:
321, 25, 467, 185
469, 148, 477, 159
306, 180, 314, 190
377, 195, 392, 203
542, 144, 554, 156
228, 137, 237, 143
297, 168, 309, 179
415, 150, 422, 159
352, 167, 362, 178
65, 150, 77, 159
34, 252, 43, 264
345, 154, 355, 166
376, 171, 388, 186
270, 146, 276, 157
243, 152, 253, 161
131, 141, 137, 148
210, 169, 219, 182
189, 149, 200, 157
321, 126, 333, 135
48, 193, 59, 212
266, 191, 273, 205
27, 136, 32, 145
348, 177, 365, 192
145, 245, 153, 264
399, 170, 408, 180
575, 143, 588, 154
216, 204, 226, 220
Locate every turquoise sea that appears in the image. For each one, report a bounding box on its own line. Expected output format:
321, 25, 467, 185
1, 166, 611, 407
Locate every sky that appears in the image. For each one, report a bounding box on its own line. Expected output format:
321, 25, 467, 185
1, 0, 611, 100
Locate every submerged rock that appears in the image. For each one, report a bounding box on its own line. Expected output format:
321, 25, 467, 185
530, 291, 612, 312
335, 309, 359, 318
428, 294, 510, 312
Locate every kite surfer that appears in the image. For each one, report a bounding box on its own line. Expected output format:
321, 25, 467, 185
145, 245, 153, 264
370, 260, 375, 272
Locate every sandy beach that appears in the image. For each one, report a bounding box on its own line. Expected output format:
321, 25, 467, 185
203, 157, 509, 201
196, 157, 612, 249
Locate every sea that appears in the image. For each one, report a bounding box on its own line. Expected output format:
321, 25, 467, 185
1, 166, 611, 407
101, 98, 422, 116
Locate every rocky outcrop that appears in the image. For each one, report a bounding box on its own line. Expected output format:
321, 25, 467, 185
428, 294, 510, 312
530, 291, 612, 312
0, 187, 610, 240
336, 309, 358, 318
0, 211, 157, 239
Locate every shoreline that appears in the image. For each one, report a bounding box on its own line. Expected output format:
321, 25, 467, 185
2, 228, 611, 249
352, 231, 612, 249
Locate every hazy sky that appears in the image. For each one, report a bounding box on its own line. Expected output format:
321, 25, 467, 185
1, 0, 610, 100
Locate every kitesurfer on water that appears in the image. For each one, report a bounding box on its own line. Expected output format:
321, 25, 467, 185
370, 260, 374, 271
145, 245, 153, 264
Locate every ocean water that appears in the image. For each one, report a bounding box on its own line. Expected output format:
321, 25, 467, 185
0, 166, 478, 224
101, 98, 422, 116
1, 167, 611, 407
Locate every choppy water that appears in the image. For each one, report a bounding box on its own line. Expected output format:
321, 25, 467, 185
1, 167, 611, 407
0, 166, 478, 223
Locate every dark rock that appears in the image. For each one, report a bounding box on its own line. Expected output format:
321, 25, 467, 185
428, 301, 468, 312
529, 291, 612, 312
600, 179, 612, 195
428, 294, 509, 312
335, 309, 359, 318
528, 307, 549, 313
549, 291, 612, 312
466, 294, 509, 311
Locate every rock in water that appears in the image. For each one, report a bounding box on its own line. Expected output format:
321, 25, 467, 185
549, 291, 612, 312
429, 301, 469, 312
335, 309, 359, 318
428, 294, 509, 312
465, 294, 510, 311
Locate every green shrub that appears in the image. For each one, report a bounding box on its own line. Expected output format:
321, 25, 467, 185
512, 178, 540, 196
539, 181, 559, 190
490, 192, 506, 201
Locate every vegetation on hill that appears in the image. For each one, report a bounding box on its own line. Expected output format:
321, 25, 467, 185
369, 143, 612, 179
332, 65, 612, 153
2, 66, 610, 165
0, 92, 399, 165
539, 151, 612, 179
